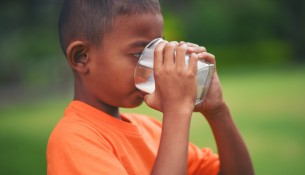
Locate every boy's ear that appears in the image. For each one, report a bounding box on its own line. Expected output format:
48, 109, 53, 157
66, 41, 90, 74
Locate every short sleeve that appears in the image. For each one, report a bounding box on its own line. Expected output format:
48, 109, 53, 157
187, 143, 220, 175
47, 119, 128, 175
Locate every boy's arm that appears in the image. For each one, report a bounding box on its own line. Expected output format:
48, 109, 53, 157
145, 41, 198, 175
204, 103, 254, 175
151, 107, 192, 175
194, 51, 254, 175
144, 41, 254, 175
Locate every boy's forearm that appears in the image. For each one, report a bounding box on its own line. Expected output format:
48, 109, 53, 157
151, 108, 192, 175
204, 104, 254, 175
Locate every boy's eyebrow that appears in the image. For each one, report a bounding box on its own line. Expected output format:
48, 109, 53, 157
128, 40, 150, 48
128, 36, 164, 49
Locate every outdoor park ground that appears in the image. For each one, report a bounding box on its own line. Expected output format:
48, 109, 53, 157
0, 66, 304, 174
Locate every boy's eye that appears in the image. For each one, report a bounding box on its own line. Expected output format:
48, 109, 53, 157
132, 52, 142, 58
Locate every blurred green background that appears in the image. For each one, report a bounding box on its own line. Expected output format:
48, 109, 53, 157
0, 0, 305, 174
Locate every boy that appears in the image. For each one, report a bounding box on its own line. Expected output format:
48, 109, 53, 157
47, 0, 254, 175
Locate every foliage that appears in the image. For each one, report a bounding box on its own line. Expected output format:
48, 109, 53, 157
162, 0, 305, 64
0, 0, 304, 88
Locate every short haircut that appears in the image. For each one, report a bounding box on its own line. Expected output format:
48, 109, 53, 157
58, 0, 161, 54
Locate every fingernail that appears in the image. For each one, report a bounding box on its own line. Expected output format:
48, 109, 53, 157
191, 53, 198, 57
188, 47, 195, 51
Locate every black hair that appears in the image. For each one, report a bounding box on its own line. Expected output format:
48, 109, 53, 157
58, 0, 161, 54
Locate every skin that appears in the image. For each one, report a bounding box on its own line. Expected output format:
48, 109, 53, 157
66, 12, 254, 175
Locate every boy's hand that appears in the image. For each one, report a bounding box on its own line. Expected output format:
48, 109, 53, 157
144, 41, 198, 114
195, 52, 226, 117
180, 42, 226, 118
144, 40, 226, 118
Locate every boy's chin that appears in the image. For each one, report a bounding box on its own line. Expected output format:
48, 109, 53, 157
122, 98, 145, 108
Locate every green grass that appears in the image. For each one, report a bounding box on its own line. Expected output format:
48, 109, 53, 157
1, 66, 305, 175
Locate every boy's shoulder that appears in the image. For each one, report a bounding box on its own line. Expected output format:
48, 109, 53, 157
48, 111, 103, 143
122, 113, 162, 142
48, 101, 163, 149
123, 113, 162, 129
49, 101, 162, 142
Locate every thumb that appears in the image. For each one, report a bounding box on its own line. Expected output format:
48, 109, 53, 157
144, 93, 161, 111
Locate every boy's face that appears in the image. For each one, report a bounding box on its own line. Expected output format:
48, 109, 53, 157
87, 13, 164, 108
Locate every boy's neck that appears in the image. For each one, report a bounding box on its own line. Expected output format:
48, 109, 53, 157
73, 84, 121, 119
74, 95, 121, 119
92, 101, 120, 120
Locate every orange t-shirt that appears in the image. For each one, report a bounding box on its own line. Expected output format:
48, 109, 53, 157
47, 101, 219, 175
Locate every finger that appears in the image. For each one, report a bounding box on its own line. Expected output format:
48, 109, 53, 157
154, 41, 168, 71
197, 52, 216, 65
163, 41, 178, 66
187, 46, 206, 54
188, 53, 198, 74
144, 93, 162, 111
195, 46, 207, 53
185, 42, 198, 53
179, 41, 186, 45
186, 42, 199, 47
175, 43, 188, 68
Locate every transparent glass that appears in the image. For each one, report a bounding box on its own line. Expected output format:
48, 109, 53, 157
134, 38, 214, 105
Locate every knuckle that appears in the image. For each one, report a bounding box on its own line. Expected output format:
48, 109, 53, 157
187, 42, 199, 47
154, 45, 163, 54
165, 42, 177, 50
176, 45, 187, 53
175, 67, 184, 75
191, 52, 199, 58
163, 65, 174, 73
200, 46, 206, 51
190, 53, 199, 61
186, 71, 196, 79
154, 69, 162, 77
209, 54, 216, 62
210, 53, 215, 59
154, 41, 167, 54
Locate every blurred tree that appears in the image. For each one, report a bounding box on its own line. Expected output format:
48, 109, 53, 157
281, 0, 305, 63
160, 0, 304, 67
0, 0, 304, 89
0, 0, 64, 88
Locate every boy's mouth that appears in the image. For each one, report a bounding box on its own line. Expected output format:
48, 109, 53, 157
136, 89, 148, 98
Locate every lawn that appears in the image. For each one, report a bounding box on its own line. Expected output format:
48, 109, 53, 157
0, 66, 305, 174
